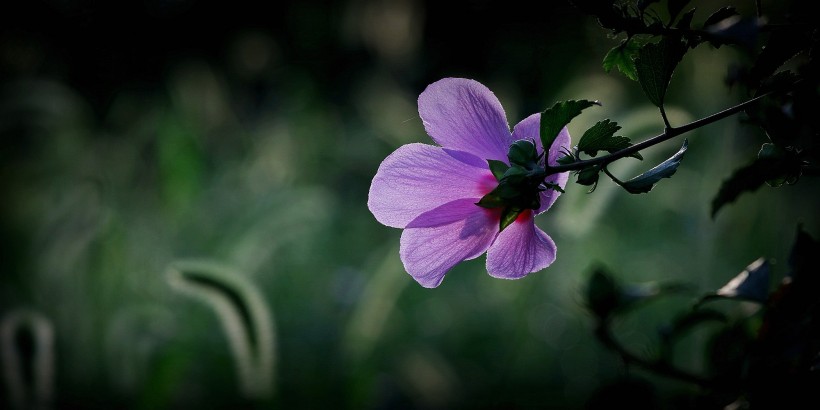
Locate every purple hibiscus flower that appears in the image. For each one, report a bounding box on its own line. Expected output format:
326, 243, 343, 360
367, 78, 571, 288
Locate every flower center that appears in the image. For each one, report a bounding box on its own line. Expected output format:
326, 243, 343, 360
475, 140, 550, 230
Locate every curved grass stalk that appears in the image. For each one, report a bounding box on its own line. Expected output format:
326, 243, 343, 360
1, 309, 55, 410
166, 259, 276, 400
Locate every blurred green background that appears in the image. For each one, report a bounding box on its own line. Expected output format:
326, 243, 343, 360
1, 0, 818, 408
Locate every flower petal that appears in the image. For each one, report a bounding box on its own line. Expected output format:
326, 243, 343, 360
511, 114, 572, 214
368, 143, 496, 228
486, 210, 556, 279
418, 78, 512, 162
400, 200, 500, 288
510, 112, 544, 151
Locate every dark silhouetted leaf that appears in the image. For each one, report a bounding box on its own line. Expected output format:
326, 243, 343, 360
577, 119, 643, 160
586, 268, 622, 319
569, 0, 634, 33
699, 258, 771, 305
637, 0, 661, 12
621, 139, 688, 194
711, 144, 803, 217
706, 16, 763, 50
749, 228, 820, 408
578, 120, 620, 155
667, 0, 691, 25
587, 377, 659, 410
703, 6, 738, 28
710, 157, 772, 217
787, 226, 819, 285
747, 28, 809, 88
540, 100, 600, 156
635, 37, 687, 107
675, 8, 696, 30
707, 324, 752, 383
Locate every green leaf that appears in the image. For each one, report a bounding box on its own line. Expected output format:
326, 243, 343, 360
540, 100, 600, 155
488, 159, 510, 181
620, 139, 688, 194
499, 207, 523, 232
578, 120, 620, 156
577, 119, 643, 159
602, 38, 644, 81
635, 37, 687, 107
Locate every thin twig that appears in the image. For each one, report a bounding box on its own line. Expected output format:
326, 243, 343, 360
545, 90, 778, 176
595, 321, 713, 388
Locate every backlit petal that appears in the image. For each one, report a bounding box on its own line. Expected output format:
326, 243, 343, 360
418, 78, 512, 162
400, 202, 499, 288
486, 210, 556, 279
368, 143, 496, 228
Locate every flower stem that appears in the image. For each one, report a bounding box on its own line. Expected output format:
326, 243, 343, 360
602, 166, 626, 188
659, 105, 672, 129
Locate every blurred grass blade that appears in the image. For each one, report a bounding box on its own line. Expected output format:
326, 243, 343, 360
1, 309, 55, 410
104, 306, 175, 394
343, 244, 407, 362
167, 259, 276, 399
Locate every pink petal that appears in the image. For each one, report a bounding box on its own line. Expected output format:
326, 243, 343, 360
368, 143, 497, 228
418, 78, 512, 162
511, 114, 572, 214
400, 200, 500, 288
486, 210, 556, 280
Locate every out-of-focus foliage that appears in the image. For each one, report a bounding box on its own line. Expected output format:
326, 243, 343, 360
585, 227, 820, 409
1, 0, 818, 409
